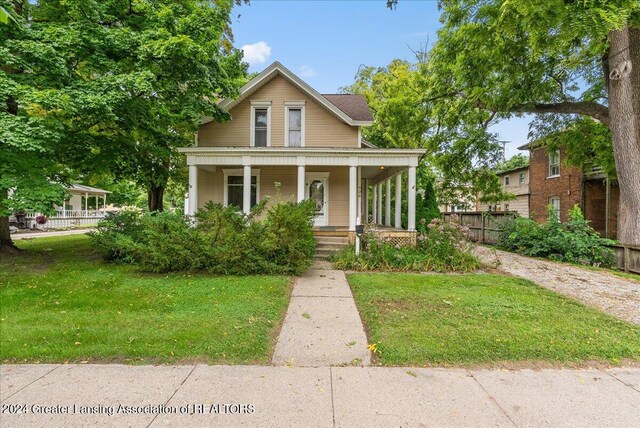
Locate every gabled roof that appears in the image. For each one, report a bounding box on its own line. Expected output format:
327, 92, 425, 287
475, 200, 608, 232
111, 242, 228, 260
202, 62, 374, 126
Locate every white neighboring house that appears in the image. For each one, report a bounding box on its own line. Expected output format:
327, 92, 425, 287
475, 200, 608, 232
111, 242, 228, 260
16, 184, 111, 229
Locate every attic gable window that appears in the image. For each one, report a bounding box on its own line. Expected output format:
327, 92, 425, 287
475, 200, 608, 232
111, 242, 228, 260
250, 101, 271, 147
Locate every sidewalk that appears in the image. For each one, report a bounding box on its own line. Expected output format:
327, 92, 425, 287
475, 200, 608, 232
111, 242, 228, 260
272, 260, 370, 366
1, 364, 638, 427
11, 229, 94, 240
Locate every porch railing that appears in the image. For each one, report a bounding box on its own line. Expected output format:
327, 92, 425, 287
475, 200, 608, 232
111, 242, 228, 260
25, 210, 107, 219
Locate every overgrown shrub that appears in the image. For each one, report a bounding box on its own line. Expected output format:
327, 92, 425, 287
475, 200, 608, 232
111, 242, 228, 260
497, 205, 615, 267
331, 215, 480, 272
90, 200, 316, 275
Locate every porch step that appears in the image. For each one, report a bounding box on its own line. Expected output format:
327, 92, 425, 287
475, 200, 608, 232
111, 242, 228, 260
315, 236, 349, 245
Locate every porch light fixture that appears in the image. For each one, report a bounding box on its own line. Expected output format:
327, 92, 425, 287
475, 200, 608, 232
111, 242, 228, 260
380, 166, 385, 170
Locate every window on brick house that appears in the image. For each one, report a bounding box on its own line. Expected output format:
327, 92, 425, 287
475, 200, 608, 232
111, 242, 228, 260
549, 197, 560, 221
548, 150, 560, 177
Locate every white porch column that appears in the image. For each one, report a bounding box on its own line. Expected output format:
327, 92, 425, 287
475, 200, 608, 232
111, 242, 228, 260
356, 167, 362, 223
377, 183, 383, 224
188, 164, 198, 215
395, 174, 402, 228
103, 194, 107, 214
297, 165, 305, 202
62, 199, 66, 218
372, 183, 377, 224
408, 166, 417, 231
95, 195, 98, 212
349, 165, 357, 231
364, 179, 369, 224
84, 192, 88, 217
385, 178, 391, 226
243, 164, 252, 215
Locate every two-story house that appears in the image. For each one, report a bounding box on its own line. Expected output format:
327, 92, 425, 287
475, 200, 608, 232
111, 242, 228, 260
478, 166, 531, 218
518, 142, 619, 238
178, 62, 425, 243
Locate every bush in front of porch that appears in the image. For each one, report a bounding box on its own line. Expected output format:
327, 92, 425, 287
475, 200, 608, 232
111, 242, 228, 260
90, 200, 316, 275
331, 216, 480, 272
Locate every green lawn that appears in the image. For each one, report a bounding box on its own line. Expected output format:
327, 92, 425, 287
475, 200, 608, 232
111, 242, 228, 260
0, 235, 291, 364
348, 273, 640, 366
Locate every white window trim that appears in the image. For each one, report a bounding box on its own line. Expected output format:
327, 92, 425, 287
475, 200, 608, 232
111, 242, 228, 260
223, 168, 261, 207
548, 150, 560, 178
284, 102, 305, 148
250, 101, 271, 148
504, 175, 510, 186
519, 172, 526, 184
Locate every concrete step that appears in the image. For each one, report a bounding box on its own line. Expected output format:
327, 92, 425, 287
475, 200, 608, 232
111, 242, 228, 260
315, 248, 341, 257
316, 244, 347, 252
314, 236, 349, 245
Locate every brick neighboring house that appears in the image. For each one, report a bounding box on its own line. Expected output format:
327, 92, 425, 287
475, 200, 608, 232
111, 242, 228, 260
478, 166, 530, 218
518, 142, 619, 238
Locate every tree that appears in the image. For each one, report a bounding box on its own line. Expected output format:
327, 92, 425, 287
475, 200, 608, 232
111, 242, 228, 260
387, 0, 640, 244
1, 0, 247, 252
496, 154, 529, 173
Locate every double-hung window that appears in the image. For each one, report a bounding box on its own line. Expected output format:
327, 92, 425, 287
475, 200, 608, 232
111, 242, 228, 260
251, 101, 271, 147
519, 172, 526, 184
224, 170, 259, 209
285, 101, 305, 147
504, 175, 510, 186
548, 150, 560, 177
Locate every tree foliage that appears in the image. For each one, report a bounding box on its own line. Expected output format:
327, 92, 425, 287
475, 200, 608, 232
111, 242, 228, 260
1, 0, 247, 250
384, 0, 640, 243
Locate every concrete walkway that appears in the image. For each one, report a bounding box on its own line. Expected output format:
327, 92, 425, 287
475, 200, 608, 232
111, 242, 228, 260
1, 364, 638, 427
272, 260, 370, 367
11, 229, 94, 240
475, 246, 640, 325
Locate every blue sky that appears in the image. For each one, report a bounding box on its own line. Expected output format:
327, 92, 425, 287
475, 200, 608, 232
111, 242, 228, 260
231, 0, 530, 158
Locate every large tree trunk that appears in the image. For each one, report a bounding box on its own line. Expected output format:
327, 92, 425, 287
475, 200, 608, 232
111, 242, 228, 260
148, 185, 165, 212
608, 25, 640, 245
0, 188, 19, 254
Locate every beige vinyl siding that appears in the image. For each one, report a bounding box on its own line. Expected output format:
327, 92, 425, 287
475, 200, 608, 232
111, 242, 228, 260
198, 75, 358, 148
196, 165, 350, 227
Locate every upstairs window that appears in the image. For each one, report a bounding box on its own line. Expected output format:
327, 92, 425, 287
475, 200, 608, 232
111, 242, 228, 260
519, 172, 526, 184
285, 102, 305, 147
548, 150, 560, 177
504, 175, 510, 186
250, 102, 271, 147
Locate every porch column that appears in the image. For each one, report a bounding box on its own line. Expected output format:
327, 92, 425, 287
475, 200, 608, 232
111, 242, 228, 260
188, 164, 198, 215
364, 179, 369, 224
377, 183, 383, 224
385, 178, 391, 226
85, 192, 88, 217
372, 183, 377, 224
395, 174, 402, 228
408, 166, 417, 231
62, 198, 66, 218
95, 195, 98, 212
243, 164, 252, 215
103, 194, 107, 214
349, 165, 357, 231
297, 165, 305, 202
356, 167, 362, 223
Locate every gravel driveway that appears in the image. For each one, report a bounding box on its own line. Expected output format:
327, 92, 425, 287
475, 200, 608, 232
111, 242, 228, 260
475, 246, 640, 325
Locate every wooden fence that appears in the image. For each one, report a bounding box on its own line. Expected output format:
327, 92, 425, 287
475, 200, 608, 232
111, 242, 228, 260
607, 244, 640, 274
444, 211, 640, 275
442, 212, 515, 244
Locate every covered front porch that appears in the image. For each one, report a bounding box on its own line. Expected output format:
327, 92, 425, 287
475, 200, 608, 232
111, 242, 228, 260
179, 147, 425, 243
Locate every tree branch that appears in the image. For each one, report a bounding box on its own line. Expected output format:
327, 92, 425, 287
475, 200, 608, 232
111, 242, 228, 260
514, 101, 610, 125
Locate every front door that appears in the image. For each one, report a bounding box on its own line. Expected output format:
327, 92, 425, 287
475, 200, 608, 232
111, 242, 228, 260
306, 176, 328, 226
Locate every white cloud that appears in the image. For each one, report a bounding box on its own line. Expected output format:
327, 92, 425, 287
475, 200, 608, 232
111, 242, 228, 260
299, 65, 315, 78
241, 41, 272, 66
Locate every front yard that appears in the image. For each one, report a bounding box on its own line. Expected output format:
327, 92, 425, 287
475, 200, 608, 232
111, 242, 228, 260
349, 273, 640, 366
0, 235, 291, 364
